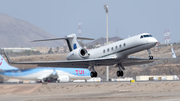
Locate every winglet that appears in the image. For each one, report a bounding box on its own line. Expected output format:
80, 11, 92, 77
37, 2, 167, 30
0, 52, 12, 63
171, 47, 177, 58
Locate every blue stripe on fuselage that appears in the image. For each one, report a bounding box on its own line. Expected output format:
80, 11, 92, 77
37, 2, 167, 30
0, 68, 52, 76
0, 68, 90, 77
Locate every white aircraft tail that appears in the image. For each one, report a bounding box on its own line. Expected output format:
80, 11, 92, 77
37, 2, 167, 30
171, 47, 177, 58
66, 34, 81, 51
0, 54, 18, 71
32, 34, 94, 52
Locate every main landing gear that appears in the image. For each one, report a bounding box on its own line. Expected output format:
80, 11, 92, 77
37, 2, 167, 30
117, 70, 123, 77
147, 49, 153, 60
90, 66, 97, 78
116, 64, 125, 77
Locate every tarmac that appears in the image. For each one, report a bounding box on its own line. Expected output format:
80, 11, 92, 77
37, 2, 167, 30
0, 81, 180, 101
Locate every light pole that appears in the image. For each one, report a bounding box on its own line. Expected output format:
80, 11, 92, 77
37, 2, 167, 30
104, 5, 108, 45
104, 4, 109, 81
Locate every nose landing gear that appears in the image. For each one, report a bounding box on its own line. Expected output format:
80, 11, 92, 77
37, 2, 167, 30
149, 56, 153, 60
147, 49, 153, 60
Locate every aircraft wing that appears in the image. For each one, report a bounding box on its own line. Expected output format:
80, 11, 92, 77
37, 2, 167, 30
121, 57, 172, 66
122, 47, 177, 66
1, 47, 177, 68
122, 58, 154, 66
5, 55, 175, 68
4, 55, 118, 68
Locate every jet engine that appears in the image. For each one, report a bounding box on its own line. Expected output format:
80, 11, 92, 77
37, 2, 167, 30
66, 47, 90, 60
57, 75, 70, 82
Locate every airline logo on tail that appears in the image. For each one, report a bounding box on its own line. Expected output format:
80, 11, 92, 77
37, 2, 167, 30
0, 58, 3, 65
74, 43, 77, 49
75, 70, 84, 74
0, 54, 18, 70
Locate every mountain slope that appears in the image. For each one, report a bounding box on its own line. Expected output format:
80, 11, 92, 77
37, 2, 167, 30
0, 12, 63, 47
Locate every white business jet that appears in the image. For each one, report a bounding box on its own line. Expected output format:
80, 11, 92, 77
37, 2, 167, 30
5, 33, 177, 78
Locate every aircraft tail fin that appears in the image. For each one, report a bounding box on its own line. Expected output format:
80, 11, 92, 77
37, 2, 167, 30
0, 54, 18, 71
31, 34, 94, 52
65, 34, 82, 51
171, 47, 177, 58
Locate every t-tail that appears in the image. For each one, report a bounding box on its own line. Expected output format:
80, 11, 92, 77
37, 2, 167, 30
0, 54, 18, 71
31, 33, 94, 52
65, 34, 82, 51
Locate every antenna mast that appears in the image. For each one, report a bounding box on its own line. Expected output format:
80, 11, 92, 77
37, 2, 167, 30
78, 20, 82, 37
164, 28, 171, 44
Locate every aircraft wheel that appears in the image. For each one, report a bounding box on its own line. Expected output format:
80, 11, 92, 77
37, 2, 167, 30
149, 56, 153, 60
94, 71, 97, 77
117, 71, 120, 77
91, 72, 94, 77
120, 71, 124, 77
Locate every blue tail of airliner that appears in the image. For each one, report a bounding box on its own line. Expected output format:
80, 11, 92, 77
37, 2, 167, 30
0, 55, 18, 71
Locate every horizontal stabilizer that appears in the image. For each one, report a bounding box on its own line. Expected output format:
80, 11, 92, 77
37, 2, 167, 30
77, 37, 94, 40
31, 38, 69, 42
31, 37, 94, 42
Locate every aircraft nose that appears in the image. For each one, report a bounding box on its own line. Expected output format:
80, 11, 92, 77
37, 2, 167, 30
151, 38, 158, 44
147, 38, 158, 44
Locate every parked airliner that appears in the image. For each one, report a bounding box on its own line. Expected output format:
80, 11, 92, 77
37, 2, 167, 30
0, 54, 91, 82
5, 33, 177, 78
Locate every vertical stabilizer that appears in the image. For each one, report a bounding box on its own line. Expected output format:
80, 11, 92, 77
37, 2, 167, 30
0, 55, 18, 71
66, 34, 81, 51
171, 47, 177, 58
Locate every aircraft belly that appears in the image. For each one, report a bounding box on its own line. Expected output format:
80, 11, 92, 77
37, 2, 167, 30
118, 43, 154, 56
70, 76, 91, 79
56, 70, 90, 79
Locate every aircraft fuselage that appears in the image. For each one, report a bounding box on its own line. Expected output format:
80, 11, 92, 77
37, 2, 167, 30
67, 33, 158, 60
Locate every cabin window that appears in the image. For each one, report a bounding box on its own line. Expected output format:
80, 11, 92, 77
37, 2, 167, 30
111, 47, 113, 51
115, 46, 117, 49
107, 48, 109, 52
103, 50, 105, 53
119, 44, 121, 48
124, 43, 126, 46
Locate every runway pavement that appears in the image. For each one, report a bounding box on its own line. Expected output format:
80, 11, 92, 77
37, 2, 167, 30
0, 81, 180, 101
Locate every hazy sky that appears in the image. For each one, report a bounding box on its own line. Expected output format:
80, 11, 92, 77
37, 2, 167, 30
0, 0, 179, 43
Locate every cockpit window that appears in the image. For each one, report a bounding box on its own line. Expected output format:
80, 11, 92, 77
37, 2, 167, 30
143, 35, 152, 37
140, 35, 153, 38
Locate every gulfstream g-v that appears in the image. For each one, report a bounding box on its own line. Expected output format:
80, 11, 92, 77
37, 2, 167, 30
5, 33, 177, 77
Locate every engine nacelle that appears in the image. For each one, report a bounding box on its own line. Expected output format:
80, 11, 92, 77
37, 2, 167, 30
57, 75, 70, 82
66, 47, 89, 60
